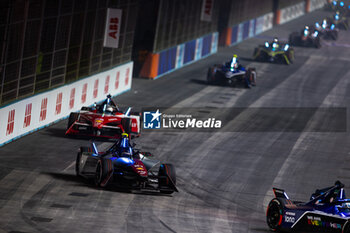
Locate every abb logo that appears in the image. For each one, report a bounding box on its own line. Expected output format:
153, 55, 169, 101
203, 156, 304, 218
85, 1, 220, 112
6, 109, 15, 135
104, 9, 122, 49
23, 103, 32, 128
55, 92, 62, 115
93, 79, 99, 98
39, 98, 48, 121
203, 0, 213, 15
69, 88, 75, 109
104, 76, 110, 94
82, 83, 87, 104
125, 68, 130, 86
109, 18, 119, 39
201, 0, 213, 22
115, 72, 120, 90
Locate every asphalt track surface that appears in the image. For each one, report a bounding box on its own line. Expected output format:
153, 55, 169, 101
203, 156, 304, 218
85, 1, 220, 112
1, 9, 350, 233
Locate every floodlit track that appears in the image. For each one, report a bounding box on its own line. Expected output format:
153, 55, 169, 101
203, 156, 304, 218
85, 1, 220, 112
1, 10, 350, 233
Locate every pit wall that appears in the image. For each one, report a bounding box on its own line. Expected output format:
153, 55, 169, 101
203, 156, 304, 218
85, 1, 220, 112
140, 32, 218, 79
0, 62, 133, 146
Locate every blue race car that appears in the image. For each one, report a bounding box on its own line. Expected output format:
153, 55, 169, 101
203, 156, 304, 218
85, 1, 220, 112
266, 181, 350, 232
207, 54, 257, 88
76, 133, 178, 194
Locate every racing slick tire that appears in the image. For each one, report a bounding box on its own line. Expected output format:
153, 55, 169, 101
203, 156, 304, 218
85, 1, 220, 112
286, 49, 294, 65
314, 38, 321, 48
266, 198, 283, 232
158, 164, 176, 194
246, 68, 257, 86
288, 32, 300, 46
95, 158, 113, 188
254, 48, 267, 62
121, 118, 132, 135
343, 221, 350, 233
331, 31, 338, 40
76, 147, 90, 176
253, 48, 261, 61
207, 67, 216, 84
67, 112, 79, 129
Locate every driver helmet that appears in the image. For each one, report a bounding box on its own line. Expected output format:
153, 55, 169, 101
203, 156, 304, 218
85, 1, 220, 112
120, 151, 132, 158
322, 19, 328, 29
272, 37, 279, 49
230, 54, 239, 70
105, 105, 114, 114
334, 11, 340, 21
304, 26, 310, 36
119, 133, 133, 155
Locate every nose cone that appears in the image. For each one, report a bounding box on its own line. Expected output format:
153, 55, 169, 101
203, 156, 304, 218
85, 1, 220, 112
132, 159, 148, 177
114, 157, 134, 167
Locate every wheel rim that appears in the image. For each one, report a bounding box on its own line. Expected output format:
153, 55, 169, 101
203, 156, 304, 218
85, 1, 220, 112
267, 202, 281, 230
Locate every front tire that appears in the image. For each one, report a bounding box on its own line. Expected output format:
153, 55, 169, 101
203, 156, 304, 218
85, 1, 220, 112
158, 164, 176, 194
94, 159, 113, 188
207, 67, 218, 84
266, 199, 283, 232
343, 221, 350, 233
67, 112, 79, 129
76, 152, 82, 176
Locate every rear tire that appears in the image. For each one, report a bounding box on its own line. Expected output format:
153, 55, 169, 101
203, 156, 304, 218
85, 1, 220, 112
94, 159, 113, 187
288, 32, 299, 46
76, 147, 90, 176
343, 221, 350, 233
67, 113, 79, 129
76, 152, 82, 176
266, 199, 283, 232
331, 31, 338, 40
253, 48, 260, 61
207, 67, 216, 84
247, 68, 257, 86
158, 164, 176, 194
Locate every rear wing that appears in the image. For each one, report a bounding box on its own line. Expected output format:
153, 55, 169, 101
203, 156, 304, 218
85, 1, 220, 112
273, 188, 290, 199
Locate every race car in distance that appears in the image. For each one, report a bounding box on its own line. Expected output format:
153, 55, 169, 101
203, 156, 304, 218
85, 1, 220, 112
66, 94, 141, 139
253, 37, 294, 65
332, 11, 349, 30
326, 1, 350, 16
315, 19, 339, 40
76, 133, 178, 194
289, 26, 321, 48
207, 54, 256, 88
266, 181, 350, 232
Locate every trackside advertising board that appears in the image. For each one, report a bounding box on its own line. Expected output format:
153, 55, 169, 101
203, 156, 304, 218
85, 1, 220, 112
104, 8, 122, 48
0, 62, 133, 146
200, 0, 214, 22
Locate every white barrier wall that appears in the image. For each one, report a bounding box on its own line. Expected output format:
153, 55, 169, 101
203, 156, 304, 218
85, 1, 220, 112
0, 62, 133, 146
309, 0, 327, 12
262, 12, 274, 32
279, 2, 306, 24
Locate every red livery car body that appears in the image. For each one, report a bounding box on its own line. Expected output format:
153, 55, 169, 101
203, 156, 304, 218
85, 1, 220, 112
66, 95, 141, 139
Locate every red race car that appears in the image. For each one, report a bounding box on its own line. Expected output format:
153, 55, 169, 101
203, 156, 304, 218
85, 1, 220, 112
66, 95, 141, 139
